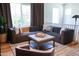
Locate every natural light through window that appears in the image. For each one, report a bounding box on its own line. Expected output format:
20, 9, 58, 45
10, 3, 31, 28
64, 8, 72, 24
65, 8, 71, 15
52, 8, 60, 24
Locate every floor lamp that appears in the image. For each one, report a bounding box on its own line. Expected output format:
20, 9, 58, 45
72, 15, 79, 45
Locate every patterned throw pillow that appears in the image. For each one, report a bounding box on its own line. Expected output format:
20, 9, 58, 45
60, 28, 68, 35
43, 25, 52, 32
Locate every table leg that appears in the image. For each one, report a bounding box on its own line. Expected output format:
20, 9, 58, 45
53, 40, 55, 47
28, 37, 31, 49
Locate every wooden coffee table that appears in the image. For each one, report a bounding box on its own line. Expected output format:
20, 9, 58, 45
28, 33, 55, 48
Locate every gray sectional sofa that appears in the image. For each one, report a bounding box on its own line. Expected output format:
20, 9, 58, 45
7, 26, 74, 45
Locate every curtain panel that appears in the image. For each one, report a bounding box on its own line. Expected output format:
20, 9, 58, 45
0, 3, 12, 28
31, 3, 44, 27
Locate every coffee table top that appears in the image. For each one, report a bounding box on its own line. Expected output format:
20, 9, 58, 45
28, 33, 55, 43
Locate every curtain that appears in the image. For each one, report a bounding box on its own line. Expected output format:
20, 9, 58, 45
0, 3, 12, 28
0, 4, 12, 51
31, 3, 44, 26
0, 43, 1, 56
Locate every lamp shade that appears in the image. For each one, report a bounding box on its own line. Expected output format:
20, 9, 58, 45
72, 15, 79, 18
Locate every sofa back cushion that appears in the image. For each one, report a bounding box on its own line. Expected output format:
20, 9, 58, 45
52, 27, 61, 33
20, 27, 29, 33
29, 26, 43, 32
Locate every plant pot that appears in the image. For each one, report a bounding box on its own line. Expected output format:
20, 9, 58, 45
0, 33, 7, 43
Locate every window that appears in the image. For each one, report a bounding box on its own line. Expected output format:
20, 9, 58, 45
10, 3, 31, 28
64, 8, 72, 24
65, 8, 71, 15
52, 8, 60, 24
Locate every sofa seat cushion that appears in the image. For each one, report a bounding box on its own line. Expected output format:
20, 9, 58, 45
18, 32, 29, 36
27, 31, 38, 35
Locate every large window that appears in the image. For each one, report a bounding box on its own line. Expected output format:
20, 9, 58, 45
10, 3, 31, 28
64, 8, 72, 24
52, 8, 60, 24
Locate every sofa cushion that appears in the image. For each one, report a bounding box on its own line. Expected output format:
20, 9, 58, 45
43, 25, 52, 32
29, 26, 43, 32
27, 31, 38, 35
52, 27, 61, 34
60, 28, 68, 35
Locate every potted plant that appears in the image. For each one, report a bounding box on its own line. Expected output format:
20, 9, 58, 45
0, 16, 7, 43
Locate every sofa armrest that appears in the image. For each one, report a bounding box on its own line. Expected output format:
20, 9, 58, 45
60, 29, 74, 44
52, 27, 61, 34
7, 28, 29, 43
7, 28, 16, 43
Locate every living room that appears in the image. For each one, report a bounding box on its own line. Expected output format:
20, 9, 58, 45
0, 3, 79, 56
